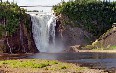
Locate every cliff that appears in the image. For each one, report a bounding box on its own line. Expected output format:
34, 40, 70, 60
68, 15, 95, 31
55, 15, 95, 49
53, 1, 116, 38
98, 26, 116, 47
0, 15, 38, 53
0, 2, 39, 53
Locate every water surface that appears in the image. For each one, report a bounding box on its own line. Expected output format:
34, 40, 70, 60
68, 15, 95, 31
27, 52, 116, 69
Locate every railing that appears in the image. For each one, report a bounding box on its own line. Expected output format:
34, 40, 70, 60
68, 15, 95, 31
26, 12, 52, 15
19, 5, 53, 7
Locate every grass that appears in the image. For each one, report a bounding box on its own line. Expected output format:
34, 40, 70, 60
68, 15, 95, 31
92, 45, 116, 50
0, 59, 89, 73
82, 43, 116, 50
0, 59, 56, 68
110, 46, 116, 50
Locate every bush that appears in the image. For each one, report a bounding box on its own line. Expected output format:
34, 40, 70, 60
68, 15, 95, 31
92, 40, 102, 48
82, 45, 96, 50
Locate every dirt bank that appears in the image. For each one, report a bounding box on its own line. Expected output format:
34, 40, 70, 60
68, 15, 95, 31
0, 53, 33, 60
65, 48, 116, 53
78, 50, 116, 53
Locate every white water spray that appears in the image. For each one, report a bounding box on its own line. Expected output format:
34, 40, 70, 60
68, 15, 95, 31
31, 13, 57, 52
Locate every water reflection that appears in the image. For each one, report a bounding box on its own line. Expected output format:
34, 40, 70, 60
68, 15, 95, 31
27, 52, 116, 69
28, 52, 116, 60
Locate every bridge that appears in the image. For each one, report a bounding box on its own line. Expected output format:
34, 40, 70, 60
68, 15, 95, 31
19, 5, 53, 7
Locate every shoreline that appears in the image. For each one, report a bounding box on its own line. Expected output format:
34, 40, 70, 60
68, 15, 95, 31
0, 53, 34, 60
0, 51, 116, 72
0, 53, 33, 56
77, 50, 116, 53
0, 50, 116, 55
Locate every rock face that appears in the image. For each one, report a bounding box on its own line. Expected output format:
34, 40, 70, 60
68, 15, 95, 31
98, 27, 116, 47
0, 15, 38, 53
62, 25, 94, 48
55, 20, 95, 50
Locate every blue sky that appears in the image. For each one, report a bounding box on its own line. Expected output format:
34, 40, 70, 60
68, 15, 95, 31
3, 0, 116, 12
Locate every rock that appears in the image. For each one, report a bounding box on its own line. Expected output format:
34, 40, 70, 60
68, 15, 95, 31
0, 39, 4, 52
0, 15, 38, 53
55, 15, 95, 50
98, 27, 116, 47
64, 45, 83, 52
57, 25, 95, 49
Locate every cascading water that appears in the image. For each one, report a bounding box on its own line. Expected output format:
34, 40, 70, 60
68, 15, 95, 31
31, 13, 56, 52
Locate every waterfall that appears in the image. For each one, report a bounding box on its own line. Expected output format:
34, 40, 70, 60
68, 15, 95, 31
31, 13, 56, 52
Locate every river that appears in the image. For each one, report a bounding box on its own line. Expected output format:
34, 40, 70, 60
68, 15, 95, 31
29, 12, 116, 70
27, 52, 116, 69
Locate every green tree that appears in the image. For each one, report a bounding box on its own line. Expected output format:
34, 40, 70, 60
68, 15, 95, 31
53, 0, 116, 38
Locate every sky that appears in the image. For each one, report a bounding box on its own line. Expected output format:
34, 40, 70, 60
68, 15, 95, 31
3, 0, 69, 12
3, 0, 116, 12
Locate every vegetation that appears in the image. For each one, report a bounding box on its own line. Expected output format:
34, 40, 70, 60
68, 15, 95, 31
82, 40, 116, 50
0, 2, 29, 37
81, 26, 116, 50
82, 45, 116, 50
0, 59, 89, 72
53, 0, 116, 37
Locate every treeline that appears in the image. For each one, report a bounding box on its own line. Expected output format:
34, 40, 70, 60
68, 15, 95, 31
53, 0, 116, 37
0, 2, 28, 38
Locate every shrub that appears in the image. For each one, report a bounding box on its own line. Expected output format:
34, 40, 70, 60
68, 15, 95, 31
82, 45, 96, 50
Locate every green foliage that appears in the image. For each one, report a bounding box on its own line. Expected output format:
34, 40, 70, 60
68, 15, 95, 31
82, 45, 96, 50
0, 59, 88, 72
0, 2, 27, 35
83, 42, 116, 50
53, 0, 116, 37
0, 60, 49, 68
110, 46, 116, 48
93, 46, 116, 50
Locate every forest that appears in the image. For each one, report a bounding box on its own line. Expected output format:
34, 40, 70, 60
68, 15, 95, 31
53, 0, 116, 37
0, 2, 29, 38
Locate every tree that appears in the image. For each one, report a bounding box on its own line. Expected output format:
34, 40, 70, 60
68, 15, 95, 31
53, 0, 116, 37
75, 0, 97, 3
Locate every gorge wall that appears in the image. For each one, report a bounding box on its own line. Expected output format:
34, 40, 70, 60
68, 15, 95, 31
98, 27, 116, 47
0, 15, 38, 53
55, 15, 95, 49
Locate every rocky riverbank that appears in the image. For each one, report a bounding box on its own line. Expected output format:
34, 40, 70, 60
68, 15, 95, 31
65, 49, 116, 53
0, 53, 33, 60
